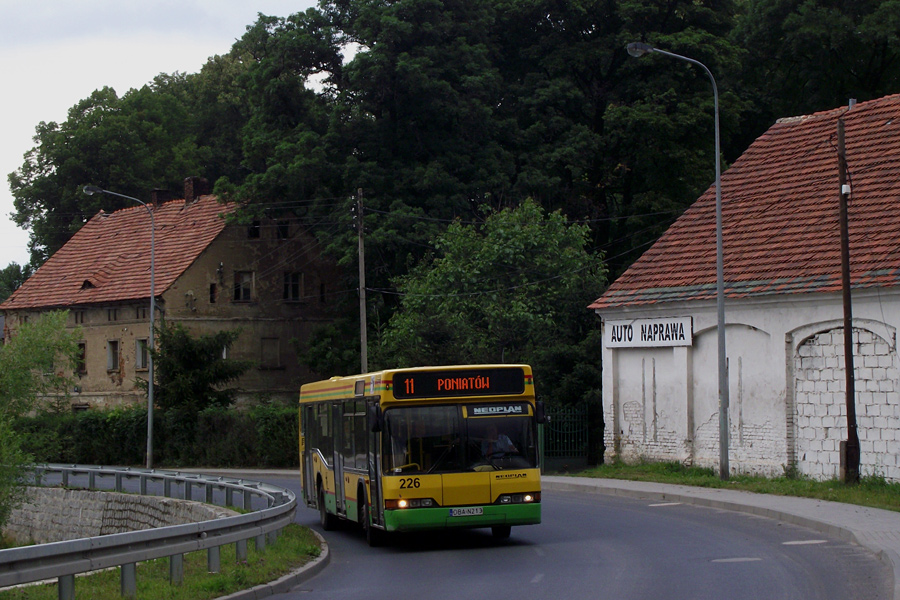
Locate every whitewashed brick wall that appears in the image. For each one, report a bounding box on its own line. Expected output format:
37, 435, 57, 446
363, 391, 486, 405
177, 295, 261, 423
794, 327, 900, 481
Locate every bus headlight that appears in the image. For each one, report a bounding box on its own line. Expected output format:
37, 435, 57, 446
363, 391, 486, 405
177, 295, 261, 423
496, 492, 540, 504
386, 498, 436, 509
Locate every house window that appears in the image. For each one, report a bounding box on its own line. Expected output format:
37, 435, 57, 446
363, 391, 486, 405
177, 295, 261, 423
261, 337, 281, 369
107, 340, 120, 371
136, 339, 149, 370
107, 308, 119, 322
247, 220, 261, 239
74, 311, 85, 325
277, 220, 290, 239
233, 271, 254, 302
283, 272, 304, 302
75, 342, 86, 375
209, 283, 217, 304
136, 306, 148, 320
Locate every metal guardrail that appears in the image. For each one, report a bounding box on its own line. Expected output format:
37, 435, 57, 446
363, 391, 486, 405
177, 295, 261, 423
0, 464, 297, 599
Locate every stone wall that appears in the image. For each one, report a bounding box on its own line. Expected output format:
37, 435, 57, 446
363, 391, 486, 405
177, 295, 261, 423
3, 487, 236, 545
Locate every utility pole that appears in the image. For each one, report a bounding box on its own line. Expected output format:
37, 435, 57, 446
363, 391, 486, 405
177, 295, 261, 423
837, 117, 860, 484
357, 189, 368, 374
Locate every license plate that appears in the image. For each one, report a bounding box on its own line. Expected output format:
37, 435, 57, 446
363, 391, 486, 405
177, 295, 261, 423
449, 507, 483, 517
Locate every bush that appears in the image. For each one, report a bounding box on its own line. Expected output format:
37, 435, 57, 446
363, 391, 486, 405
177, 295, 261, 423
193, 407, 257, 468
251, 405, 299, 468
12, 405, 299, 469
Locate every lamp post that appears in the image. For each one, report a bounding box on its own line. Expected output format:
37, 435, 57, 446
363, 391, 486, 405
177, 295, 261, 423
626, 42, 730, 479
83, 185, 156, 469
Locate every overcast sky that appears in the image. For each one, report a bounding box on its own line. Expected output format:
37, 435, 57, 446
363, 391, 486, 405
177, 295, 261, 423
0, 0, 317, 268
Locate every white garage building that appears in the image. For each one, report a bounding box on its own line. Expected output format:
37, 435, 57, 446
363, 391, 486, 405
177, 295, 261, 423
590, 94, 900, 481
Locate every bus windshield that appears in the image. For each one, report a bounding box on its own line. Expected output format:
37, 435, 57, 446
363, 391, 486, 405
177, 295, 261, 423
383, 405, 537, 474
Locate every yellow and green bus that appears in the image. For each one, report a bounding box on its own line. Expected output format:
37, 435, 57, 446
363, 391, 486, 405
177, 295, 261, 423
299, 364, 545, 545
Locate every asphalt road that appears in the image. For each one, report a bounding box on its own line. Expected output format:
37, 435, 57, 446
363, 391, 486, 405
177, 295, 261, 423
258, 474, 891, 600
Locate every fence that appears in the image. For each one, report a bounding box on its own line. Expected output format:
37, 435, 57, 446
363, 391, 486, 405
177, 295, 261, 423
542, 403, 591, 472
0, 464, 296, 599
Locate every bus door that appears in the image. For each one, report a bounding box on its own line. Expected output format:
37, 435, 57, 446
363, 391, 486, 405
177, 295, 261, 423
332, 402, 345, 516
302, 405, 316, 507
367, 399, 384, 527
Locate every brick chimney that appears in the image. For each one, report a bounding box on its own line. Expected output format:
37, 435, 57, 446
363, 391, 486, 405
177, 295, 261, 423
150, 189, 171, 207
184, 176, 210, 206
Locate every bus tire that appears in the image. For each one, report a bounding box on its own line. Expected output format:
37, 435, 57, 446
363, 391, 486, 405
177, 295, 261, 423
491, 525, 511, 539
359, 488, 385, 547
318, 485, 337, 531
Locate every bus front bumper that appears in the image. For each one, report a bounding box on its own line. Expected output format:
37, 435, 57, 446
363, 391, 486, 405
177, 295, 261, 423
384, 502, 541, 532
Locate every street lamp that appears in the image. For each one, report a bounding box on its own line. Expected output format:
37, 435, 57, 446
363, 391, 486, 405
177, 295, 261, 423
626, 42, 730, 479
83, 185, 156, 469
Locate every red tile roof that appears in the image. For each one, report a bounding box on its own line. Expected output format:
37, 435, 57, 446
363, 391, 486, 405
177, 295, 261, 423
590, 94, 900, 311
1, 195, 234, 310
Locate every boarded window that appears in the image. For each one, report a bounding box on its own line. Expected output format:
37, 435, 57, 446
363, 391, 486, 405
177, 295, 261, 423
136, 339, 149, 370
233, 272, 253, 302
261, 337, 280, 369
107, 340, 120, 371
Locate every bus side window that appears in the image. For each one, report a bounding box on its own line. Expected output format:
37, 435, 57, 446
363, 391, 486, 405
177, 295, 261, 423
342, 401, 354, 468
341, 399, 369, 470
305, 406, 317, 453
354, 400, 367, 469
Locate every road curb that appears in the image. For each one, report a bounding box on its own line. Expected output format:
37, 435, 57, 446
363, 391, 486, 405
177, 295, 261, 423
217, 529, 330, 600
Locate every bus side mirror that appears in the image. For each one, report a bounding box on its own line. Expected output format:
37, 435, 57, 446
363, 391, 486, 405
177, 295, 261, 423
368, 405, 383, 432
535, 401, 548, 424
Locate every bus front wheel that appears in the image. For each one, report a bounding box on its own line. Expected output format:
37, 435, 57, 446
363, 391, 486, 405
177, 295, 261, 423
359, 490, 385, 547
318, 485, 337, 531
491, 525, 511, 539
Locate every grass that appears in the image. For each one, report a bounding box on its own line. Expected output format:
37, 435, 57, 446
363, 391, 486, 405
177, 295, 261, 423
574, 460, 900, 513
0, 523, 320, 600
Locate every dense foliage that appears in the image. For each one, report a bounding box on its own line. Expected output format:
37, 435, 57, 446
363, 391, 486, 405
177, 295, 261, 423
150, 323, 252, 416
0, 263, 32, 304
376, 199, 605, 404
13, 404, 299, 468
7, 0, 900, 404
0, 312, 80, 420
0, 312, 80, 526
145, 323, 254, 463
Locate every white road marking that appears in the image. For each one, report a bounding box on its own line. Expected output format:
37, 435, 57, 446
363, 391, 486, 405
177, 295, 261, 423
531, 573, 544, 584
649, 502, 683, 507
783, 540, 828, 546
712, 557, 763, 563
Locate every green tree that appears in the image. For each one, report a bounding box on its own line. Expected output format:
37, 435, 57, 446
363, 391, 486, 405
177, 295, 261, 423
730, 0, 900, 153
0, 311, 80, 418
7, 1, 759, 385
7, 63, 256, 265
0, 311, 80, 527
0, 262, 33, 303
228, 1, 745, 372
375, 199, 606, 405
0, 418, 29, 530
9, 82, 202, 263
149, 323, 253, 465
150, 323, 252, 418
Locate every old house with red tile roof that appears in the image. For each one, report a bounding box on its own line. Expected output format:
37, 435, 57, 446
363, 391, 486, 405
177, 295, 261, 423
1, 178, 340, 409
590, 94, 900, 481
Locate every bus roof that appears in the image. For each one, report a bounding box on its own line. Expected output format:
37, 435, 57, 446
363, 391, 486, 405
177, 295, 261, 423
299, 364, 533, 404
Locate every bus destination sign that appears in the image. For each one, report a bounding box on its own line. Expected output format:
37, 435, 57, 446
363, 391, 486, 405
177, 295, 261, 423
393, 367, 525, 399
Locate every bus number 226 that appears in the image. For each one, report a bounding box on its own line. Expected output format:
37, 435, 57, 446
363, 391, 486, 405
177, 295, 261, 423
400, 477, 420, 489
